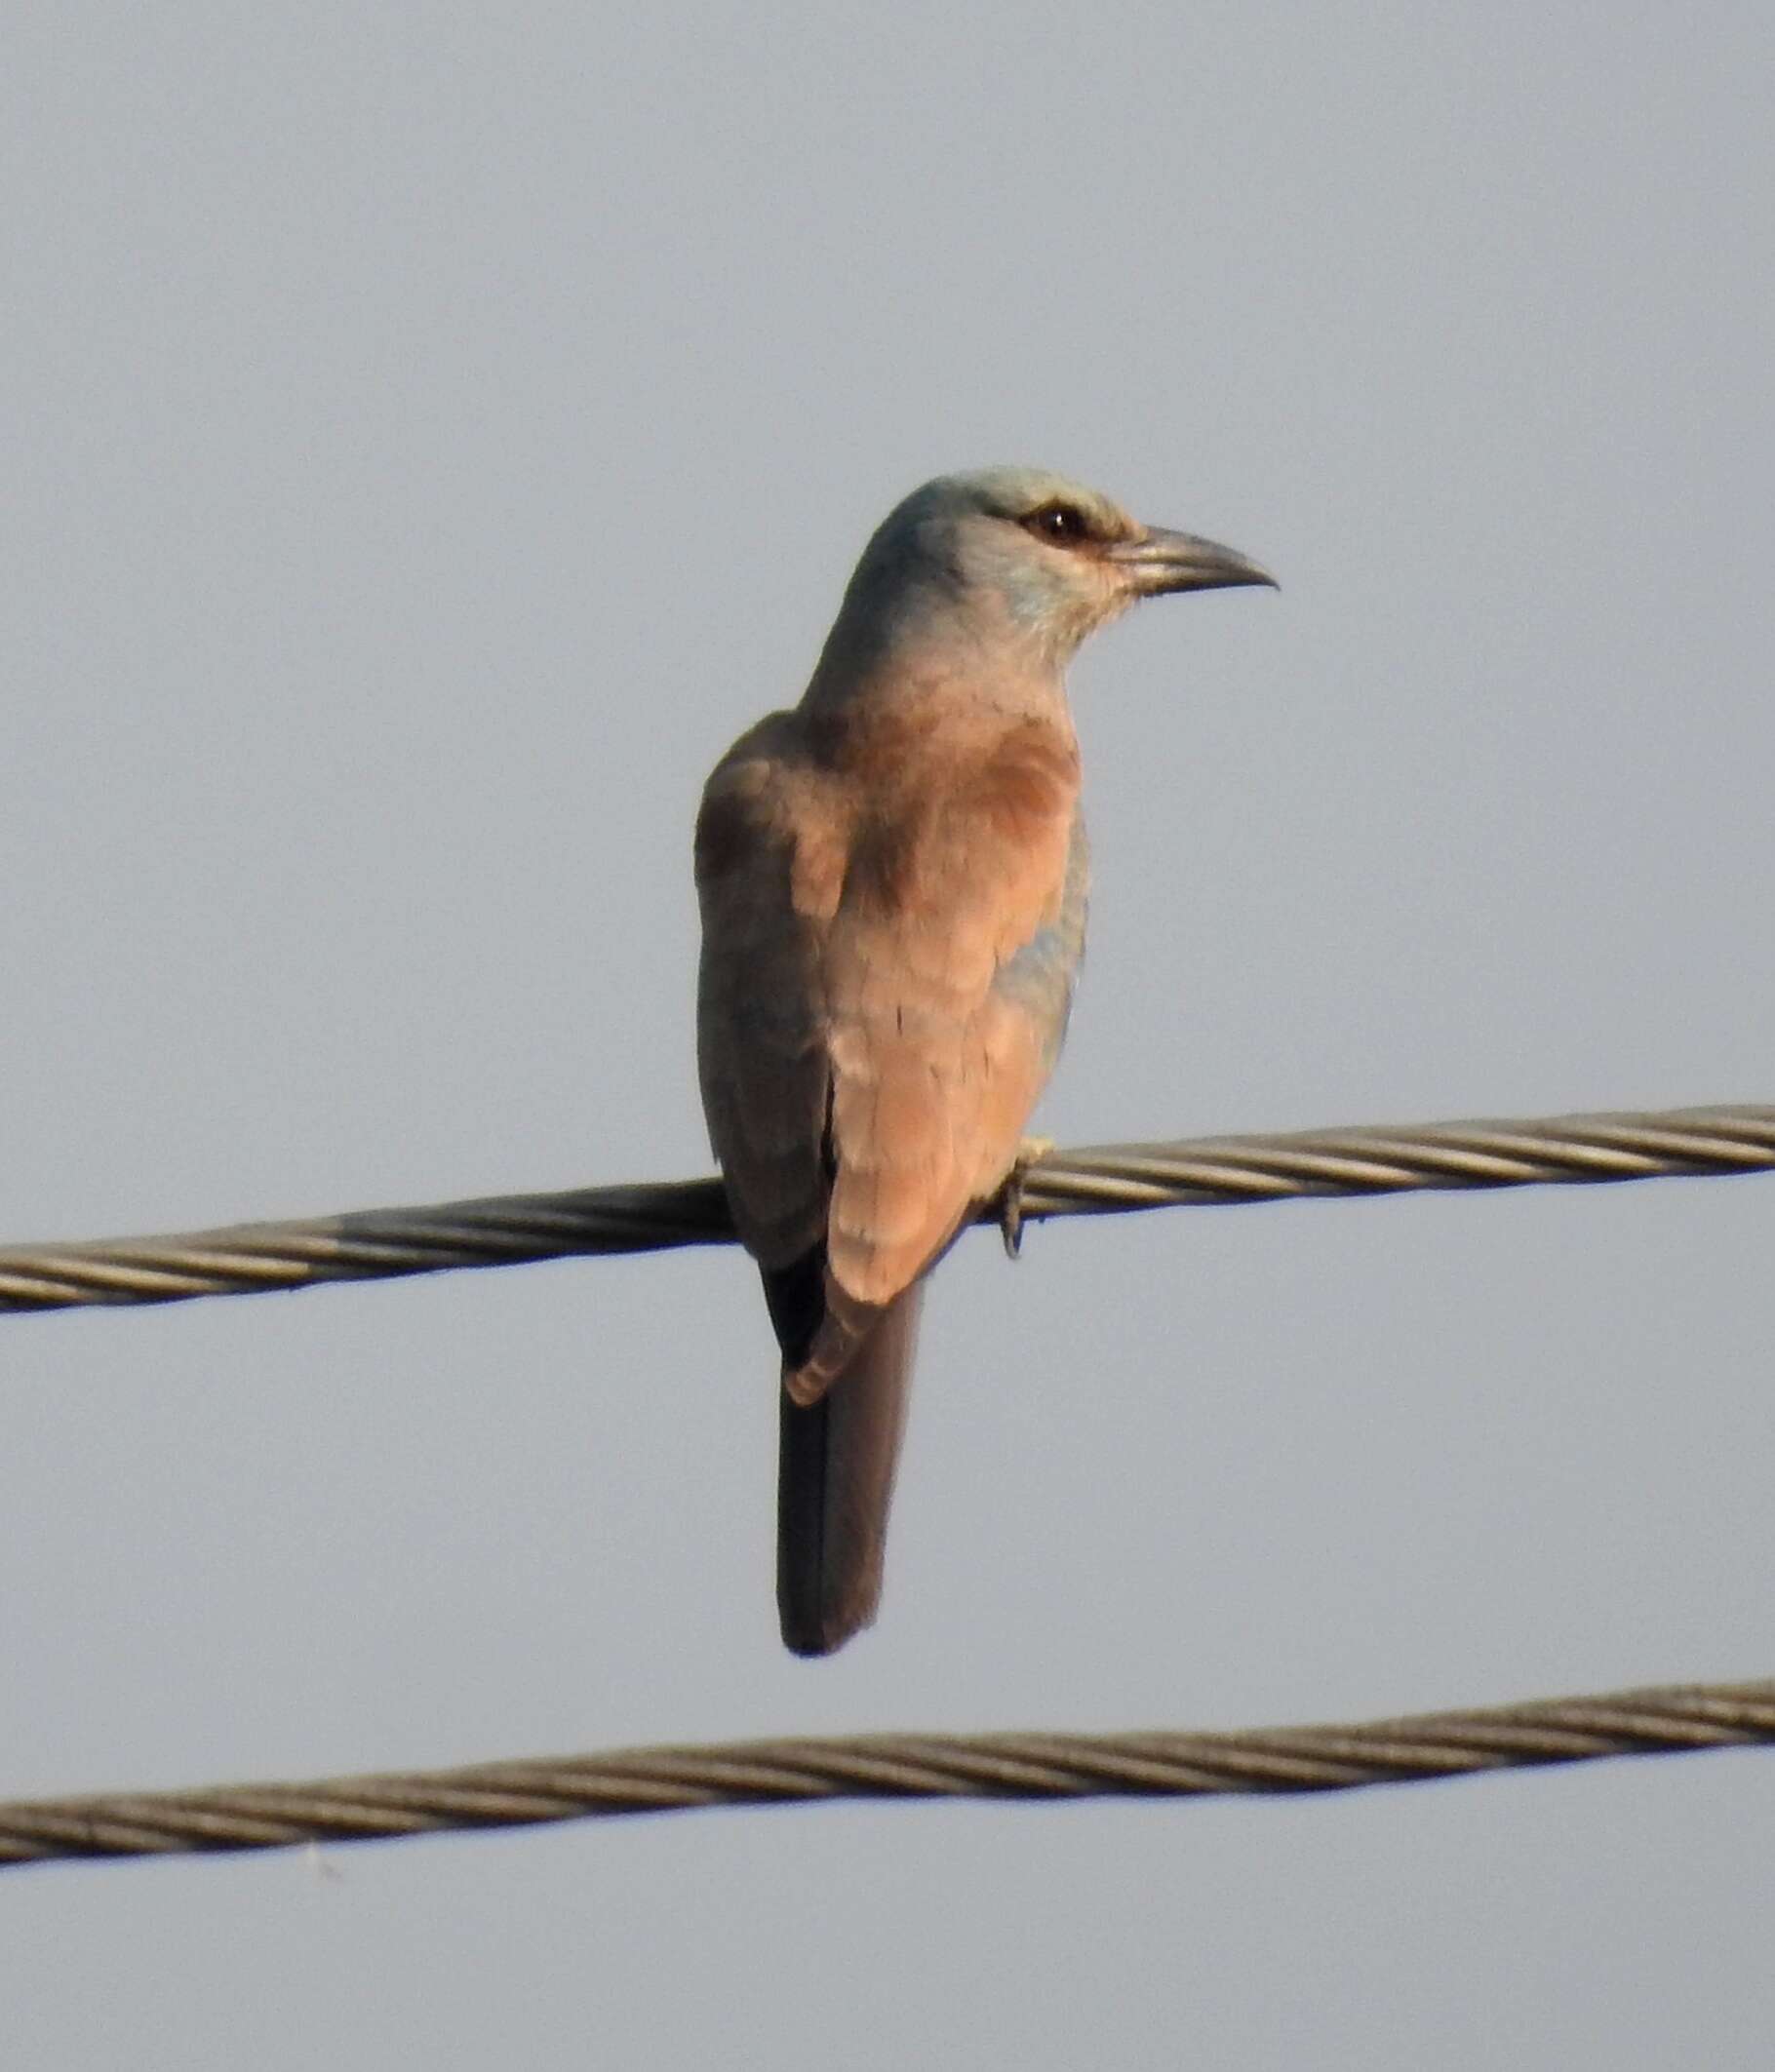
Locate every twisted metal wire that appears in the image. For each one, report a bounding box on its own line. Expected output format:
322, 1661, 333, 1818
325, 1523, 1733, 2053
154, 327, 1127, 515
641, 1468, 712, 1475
4, 1679, 1769, 1867
2, 1104, 1771, 1315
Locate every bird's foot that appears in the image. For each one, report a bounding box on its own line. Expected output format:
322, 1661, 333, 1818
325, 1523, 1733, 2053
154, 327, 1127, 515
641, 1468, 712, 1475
998, 1137, 1055, 1261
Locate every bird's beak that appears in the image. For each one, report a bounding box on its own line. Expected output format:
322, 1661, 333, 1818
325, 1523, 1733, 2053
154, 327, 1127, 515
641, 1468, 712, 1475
1108, 527, 1278, 598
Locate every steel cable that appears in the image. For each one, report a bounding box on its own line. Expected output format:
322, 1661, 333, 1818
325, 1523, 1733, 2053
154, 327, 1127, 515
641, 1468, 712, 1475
3, 1679, 1769, 1867
3, 1104, 1771, 1314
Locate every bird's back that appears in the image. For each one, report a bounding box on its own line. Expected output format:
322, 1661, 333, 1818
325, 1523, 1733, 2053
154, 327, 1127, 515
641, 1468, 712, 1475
696, 679, 1085, 1651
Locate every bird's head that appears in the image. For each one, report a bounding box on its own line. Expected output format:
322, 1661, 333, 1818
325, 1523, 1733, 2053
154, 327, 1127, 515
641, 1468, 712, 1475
827, 466, 1275, 675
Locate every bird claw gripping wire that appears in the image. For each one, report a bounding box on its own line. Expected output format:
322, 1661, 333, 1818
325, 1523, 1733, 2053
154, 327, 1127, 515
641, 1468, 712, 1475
999, 1137, 1055, 1260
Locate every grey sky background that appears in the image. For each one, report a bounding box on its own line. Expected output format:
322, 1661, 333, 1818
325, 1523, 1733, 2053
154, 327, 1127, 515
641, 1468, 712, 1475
4, 3, 1773, 2063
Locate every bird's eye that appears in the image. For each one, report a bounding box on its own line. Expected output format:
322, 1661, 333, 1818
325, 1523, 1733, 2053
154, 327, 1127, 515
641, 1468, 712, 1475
1022, 502, 1090, 546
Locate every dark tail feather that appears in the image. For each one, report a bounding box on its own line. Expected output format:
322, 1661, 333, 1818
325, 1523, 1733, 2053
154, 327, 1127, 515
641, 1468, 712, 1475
776, 1286, 923, 1657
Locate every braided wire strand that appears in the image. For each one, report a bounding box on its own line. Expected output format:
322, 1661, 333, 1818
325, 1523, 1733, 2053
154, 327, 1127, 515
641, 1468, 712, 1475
3, 1680, 1770, 1867
3, 1105, 1771, 1314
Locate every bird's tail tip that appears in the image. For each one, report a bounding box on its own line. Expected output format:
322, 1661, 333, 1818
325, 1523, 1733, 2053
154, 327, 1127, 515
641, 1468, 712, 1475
778, 1586, 881, 1659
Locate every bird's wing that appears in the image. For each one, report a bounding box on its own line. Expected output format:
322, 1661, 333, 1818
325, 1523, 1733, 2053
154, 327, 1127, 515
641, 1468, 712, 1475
694, 713, 839, 1277
696, 705, 1085, 1399
808, 712, 1085, 1393
697, 702, 1084, 1656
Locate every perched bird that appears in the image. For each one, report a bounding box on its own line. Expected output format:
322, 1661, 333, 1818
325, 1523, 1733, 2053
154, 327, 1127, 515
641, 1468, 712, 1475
695, 466, 1273, 1655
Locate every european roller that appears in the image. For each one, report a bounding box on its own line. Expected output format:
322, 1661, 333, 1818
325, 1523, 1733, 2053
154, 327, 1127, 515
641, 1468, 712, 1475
695, 466, 1273, 1655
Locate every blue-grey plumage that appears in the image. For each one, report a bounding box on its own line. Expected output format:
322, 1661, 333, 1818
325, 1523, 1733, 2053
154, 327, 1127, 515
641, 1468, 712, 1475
695, 466, 1273, 1654
990, 812, 1089, 1074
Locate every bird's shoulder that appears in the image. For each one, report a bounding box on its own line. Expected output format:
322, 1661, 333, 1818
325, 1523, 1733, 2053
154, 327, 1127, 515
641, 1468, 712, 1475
831, 694, 1080, 930
695, 689, 1081, 928
694, 709, 852, 924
